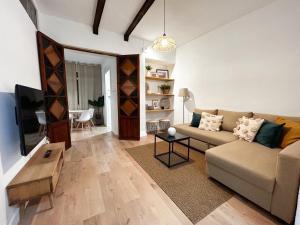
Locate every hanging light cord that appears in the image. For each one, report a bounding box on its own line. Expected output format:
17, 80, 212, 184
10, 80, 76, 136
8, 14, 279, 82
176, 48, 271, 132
163, 0, 166, 35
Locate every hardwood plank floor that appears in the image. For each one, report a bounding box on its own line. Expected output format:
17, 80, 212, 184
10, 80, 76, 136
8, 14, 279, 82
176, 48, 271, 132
22, 133, 283, 225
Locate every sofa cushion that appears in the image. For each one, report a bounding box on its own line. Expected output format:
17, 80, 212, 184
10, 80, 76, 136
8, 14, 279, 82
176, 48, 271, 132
206, 140, 280, 192
194, 108, 217, 115
218, 110, 253, 132
255, 121, 285, 148
233, 117, 264, 142
275, 117, 300, 148
199, 112, 223, 131
190, 112, 201, 127
173, 124, 238, 146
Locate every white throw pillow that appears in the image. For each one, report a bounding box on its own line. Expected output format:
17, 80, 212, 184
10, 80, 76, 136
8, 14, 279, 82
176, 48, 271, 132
233, 116, 264, 142
199, 112, 224, 131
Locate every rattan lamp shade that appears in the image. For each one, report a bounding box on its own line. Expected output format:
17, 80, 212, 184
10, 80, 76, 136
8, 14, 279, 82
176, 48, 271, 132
153, 34, 176, 52
178, 88, 189, 97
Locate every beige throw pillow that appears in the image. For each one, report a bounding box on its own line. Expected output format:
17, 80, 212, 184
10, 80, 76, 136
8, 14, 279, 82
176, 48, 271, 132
199, 112, 224, 131
233, 116, 264, 142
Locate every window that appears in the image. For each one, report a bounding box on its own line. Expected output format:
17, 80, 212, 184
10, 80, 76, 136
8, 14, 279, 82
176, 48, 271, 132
19, 0, 38, 28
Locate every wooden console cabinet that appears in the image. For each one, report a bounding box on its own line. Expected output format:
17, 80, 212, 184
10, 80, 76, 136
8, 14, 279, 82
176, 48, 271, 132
6, 142, 65, 223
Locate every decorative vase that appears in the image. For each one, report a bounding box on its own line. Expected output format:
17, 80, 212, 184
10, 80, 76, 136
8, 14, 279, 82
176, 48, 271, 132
168, 127, 176, 136
146, 71, 151, 77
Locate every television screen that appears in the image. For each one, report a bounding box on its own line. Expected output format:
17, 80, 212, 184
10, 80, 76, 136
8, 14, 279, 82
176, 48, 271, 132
15, 84, 46, 156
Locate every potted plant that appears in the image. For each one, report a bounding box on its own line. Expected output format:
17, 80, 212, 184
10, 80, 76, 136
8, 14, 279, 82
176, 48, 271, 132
88, 96, 104, 125
159, 84, 171, 94
145, 65, 152, 76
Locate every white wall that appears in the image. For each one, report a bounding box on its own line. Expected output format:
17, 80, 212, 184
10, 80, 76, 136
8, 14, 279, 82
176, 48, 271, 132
0, 1, 46, 225
173, 0, 300, 124
101, 58, 118, 134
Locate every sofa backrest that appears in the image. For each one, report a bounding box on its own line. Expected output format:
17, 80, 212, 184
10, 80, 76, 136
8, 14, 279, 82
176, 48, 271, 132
194, 109, 300, 131
194, 108, 217, 115
218, 110, 253, 132
253, 113, 300, 123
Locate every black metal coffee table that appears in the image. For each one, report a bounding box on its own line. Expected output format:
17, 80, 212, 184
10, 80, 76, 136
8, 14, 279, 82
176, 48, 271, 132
154, 132, 190, 168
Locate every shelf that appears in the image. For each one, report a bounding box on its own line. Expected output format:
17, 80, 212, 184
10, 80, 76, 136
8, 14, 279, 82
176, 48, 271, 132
145, 76, 174, 82
146, 93, 174, 97
146, 109, 174, 113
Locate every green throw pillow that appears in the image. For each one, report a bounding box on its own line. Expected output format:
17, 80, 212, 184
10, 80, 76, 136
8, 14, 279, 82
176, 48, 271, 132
191, 112, 201, 127
255, 121, 285, 148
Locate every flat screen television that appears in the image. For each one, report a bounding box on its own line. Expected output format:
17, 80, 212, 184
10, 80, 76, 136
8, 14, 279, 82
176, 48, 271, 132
15, 84, 46, 156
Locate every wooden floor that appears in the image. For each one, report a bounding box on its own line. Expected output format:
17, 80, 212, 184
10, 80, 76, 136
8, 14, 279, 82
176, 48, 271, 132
22, 133, 283, 225
71, 126, 110, 142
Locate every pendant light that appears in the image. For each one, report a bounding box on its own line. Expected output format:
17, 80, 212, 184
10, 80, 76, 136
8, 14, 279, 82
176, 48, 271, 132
152, 0, 176, 52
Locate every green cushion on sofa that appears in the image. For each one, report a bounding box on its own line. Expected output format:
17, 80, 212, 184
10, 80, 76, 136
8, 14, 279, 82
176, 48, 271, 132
191, 112, 201, 127
255, 121, 285, 148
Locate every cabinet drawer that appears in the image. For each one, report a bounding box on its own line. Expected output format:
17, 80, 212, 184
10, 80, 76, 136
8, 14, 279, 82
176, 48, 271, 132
7, 179, 51, 205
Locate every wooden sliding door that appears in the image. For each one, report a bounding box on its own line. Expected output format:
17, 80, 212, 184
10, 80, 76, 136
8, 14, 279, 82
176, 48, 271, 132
117, 55, 140, 140
36, 31, 71, 149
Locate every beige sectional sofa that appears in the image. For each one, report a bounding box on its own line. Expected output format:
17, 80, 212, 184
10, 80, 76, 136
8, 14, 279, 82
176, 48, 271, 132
173, 109, 300, 223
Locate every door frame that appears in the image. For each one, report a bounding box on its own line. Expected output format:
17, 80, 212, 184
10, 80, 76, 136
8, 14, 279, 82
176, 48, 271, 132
63, 44, 119, 58
62, 44, 140, 139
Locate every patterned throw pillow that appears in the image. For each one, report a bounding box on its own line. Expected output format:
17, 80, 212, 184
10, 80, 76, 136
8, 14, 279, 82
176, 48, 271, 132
199, 112, 224, 131
233, 116, 264, 142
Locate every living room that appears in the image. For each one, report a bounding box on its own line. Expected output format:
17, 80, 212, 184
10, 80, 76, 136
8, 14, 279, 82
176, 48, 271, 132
0, 0, 299, 225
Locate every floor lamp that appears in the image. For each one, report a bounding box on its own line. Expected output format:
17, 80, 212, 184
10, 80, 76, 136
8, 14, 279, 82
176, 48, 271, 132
178, 88, 189, 123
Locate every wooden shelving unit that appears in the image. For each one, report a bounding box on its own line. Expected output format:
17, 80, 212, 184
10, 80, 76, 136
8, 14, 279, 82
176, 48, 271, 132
146, 76, 174, 82
146, 109, 174, 113
145, 58, 175, 133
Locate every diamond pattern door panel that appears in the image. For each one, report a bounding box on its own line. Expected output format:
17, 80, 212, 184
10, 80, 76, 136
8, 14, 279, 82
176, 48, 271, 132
49, 99, 65, 120
121, 80, 137, 96
120, 99, 137, 116
117, 55, 140, 140
47, 73, 63, 94
37, 31, 71, 149
44, 45, 61, 67
120, 58, 136, 76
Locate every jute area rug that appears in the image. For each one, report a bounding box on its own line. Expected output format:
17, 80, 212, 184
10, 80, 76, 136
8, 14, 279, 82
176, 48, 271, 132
126, 141, 233, 224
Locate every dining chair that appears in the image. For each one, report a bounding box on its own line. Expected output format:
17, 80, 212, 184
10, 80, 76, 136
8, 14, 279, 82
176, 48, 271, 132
76, 110, 91, 130
88, 108, 95, 127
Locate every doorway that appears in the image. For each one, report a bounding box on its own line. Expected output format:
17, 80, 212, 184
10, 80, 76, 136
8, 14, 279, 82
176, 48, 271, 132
64, 49, 116, 141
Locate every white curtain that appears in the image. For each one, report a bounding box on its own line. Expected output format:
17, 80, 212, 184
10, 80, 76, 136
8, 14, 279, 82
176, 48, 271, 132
66, 61, 102, 110
77, 63, 102, 110
65, 62, 78, 110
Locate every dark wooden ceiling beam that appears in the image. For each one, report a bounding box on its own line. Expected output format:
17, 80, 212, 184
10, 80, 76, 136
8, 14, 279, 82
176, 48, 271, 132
93, 0, 106, 35
124, 0, 155, 41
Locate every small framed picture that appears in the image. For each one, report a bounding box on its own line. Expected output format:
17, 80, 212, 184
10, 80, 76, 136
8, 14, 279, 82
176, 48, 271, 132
156, 69, 169, 78
152, 99, 160, 109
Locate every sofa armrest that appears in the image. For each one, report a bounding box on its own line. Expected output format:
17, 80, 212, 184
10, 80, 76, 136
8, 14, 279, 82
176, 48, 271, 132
271, 140, 300, 223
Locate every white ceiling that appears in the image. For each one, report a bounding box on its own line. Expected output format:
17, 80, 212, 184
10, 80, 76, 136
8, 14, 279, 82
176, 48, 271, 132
35, 0, 275, 45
